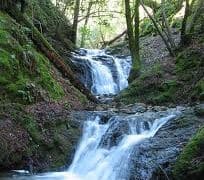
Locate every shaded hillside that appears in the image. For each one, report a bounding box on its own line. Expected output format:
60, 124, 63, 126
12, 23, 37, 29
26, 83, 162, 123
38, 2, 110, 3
116, 37, 204, 105
0, 0, 92, 172
0, 0, 95, 105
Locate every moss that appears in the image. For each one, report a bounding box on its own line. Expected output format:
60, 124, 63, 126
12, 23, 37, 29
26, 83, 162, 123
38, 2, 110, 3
0, 11, 64, 104
117, 63, 165, 104
173, 127, 204, 180
0, 103, 81, 171
34, 52, 64, 99
0, 103, 42, 143
140, 18, 156, 37
152, 80, 178, 103
193, 78, 204, 101
118, 46, 204, 105
176, 50, 203, 75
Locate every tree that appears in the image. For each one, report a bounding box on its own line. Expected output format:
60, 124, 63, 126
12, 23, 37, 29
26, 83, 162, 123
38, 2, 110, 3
180, 0, 190, 46
140, 0, 175, 56
124, 0, 140, 82
71, 0, 81, 44
188, 0, 204, 34
80, 0, 93, 47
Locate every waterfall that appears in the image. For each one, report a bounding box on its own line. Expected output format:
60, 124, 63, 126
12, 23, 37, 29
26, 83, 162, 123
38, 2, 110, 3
72, 49, 131, 95
4, 48, 183, 180
29, 109, 180, 180
89, 58, 118, 95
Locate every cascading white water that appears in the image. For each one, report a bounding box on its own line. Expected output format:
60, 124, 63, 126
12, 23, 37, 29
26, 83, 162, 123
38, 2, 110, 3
29, 109, 180, 180
67, 113, 176, 180
89, 59, 118, 95
73, 49, 131, 95
5, 49, 183, 180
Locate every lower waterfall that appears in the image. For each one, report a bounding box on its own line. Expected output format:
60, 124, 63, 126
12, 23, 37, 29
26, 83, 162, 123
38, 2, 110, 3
25, 109, 180, 180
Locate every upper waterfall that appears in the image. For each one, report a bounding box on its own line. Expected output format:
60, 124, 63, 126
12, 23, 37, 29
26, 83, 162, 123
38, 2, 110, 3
72, 49, 131, 96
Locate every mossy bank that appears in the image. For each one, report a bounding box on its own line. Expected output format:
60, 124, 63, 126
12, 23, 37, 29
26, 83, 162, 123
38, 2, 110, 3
117, 38, 204, 105
0, 103, 81, 172
173, 127, 204, 180
0, 0, 89, 172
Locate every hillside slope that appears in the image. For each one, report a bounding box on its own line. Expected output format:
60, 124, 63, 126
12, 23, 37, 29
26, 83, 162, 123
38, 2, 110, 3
0, 0, 92, 171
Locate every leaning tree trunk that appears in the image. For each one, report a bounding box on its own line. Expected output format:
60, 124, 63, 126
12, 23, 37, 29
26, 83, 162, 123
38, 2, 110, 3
7, 7, 98, 103
140, 0, 175, 56
102, 29, 127, 47
161, 0, 176, 49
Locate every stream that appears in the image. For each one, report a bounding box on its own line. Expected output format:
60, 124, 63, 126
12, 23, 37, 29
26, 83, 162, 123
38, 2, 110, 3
2, 49, 183, 180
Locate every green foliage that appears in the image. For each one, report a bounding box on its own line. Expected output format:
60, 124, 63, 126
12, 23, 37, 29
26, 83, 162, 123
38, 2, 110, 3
173, 127, 204, 180
118, 63, 164, 104
140, 18, 156, 37
139, 0, 184, 36
193, 79, 204, 101
0, 11, 64, 104
176, 50, 203, 73
152, 79, 178, 104
27, 0, 72, 37
171, 17, 182, 29
118, 46, 204, 105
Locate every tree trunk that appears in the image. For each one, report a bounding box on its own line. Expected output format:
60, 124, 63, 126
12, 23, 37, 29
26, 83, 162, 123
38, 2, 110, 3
8, 7, 98, 103
72, 0, 81, 44
188, 0, 204, 33
161, 0, 176, 49
80, 1, 92, 47
134, 0, 140, 71
140, 0, 175, 56
180, 0, 191, 46
124, 0, 140, 82
102, 29, 127, 47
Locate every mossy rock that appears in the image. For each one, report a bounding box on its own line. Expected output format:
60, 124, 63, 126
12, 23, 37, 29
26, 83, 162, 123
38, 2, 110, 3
173, 127, 204, 180
176, 50, 204, 75
194, 104, 204, 117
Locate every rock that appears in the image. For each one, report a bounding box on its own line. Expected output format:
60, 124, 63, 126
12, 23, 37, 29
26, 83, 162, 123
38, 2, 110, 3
152, 106, 168, 112
99, 116, 130, 149
99, 110, 165, 149
95, 106, 106, 111
130, 103, 147, 113
128, 110, 204, 180
99, 114, 113, 124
